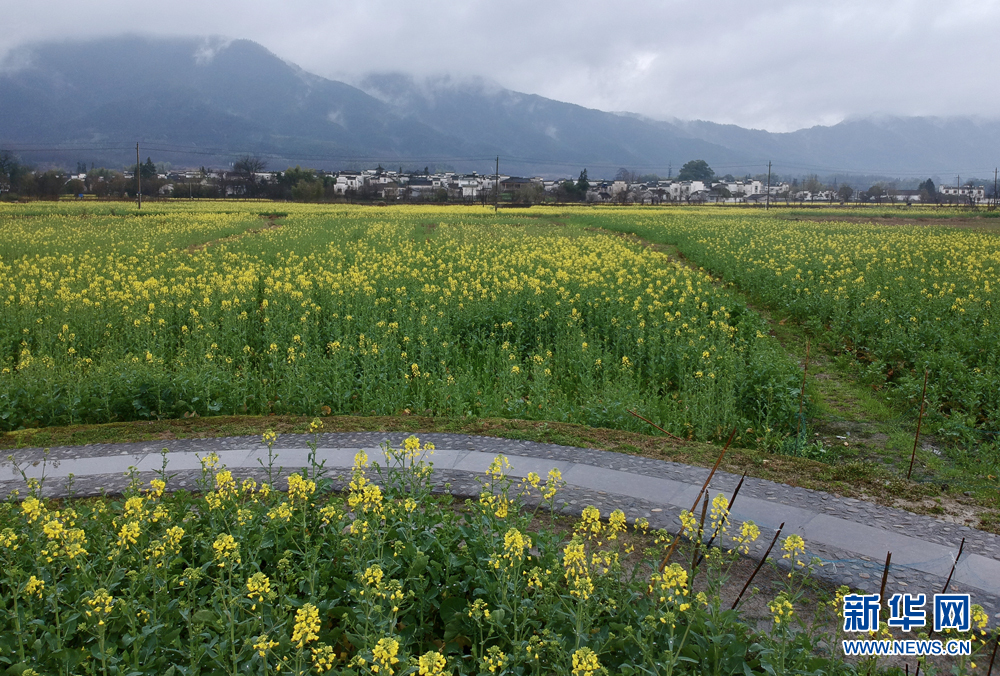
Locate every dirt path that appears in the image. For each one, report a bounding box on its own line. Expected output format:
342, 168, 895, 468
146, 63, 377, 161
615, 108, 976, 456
185, 213, 285, 252
590, 225, 997, 531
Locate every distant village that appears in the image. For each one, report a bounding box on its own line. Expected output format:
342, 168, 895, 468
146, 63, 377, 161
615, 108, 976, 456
94, 166, 994, 206
0, 151, 990, 205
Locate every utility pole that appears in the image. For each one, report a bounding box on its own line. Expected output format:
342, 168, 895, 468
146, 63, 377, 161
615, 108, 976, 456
765, 161, 771, 211
136, 142, 142, 209
494, 156, 499, 214
993, 167, 997, 210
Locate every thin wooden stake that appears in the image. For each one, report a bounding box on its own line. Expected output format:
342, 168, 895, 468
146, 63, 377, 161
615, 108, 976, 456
658, 426, 738, 572
797, 340, 810, 440
695, 472, 747, 567
878, 551, 892, 617
907, 370, 929, 480
985, 634, 998, 676
692, 494, 709, 575
941, 537, 965, 595
922, 536, 967, 658
628, 409, 685, 442
731, 522, 784, 610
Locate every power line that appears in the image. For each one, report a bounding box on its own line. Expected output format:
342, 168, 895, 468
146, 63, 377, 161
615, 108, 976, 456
3, 141, 997, 178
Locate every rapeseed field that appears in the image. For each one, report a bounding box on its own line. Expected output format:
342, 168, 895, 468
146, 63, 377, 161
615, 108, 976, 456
599, 208, 1000, 440
0, 203, 800, 439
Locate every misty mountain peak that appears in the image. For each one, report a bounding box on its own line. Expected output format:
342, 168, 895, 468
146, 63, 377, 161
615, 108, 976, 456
2, 35, 998, 177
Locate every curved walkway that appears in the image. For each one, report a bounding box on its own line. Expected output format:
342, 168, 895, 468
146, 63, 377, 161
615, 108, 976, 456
3, 432, 999, 623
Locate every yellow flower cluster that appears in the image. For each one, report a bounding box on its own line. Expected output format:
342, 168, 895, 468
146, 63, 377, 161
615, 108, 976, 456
287, 473, 316, 502
84, 588, 115, 625
311, 643, 336, 672
145, 525, 184, 567
709, 494, 729, 534
576, 506, 603, 541
349, 483, 384, 516
486, 455, 512, 480
212, 533, 240, 567
372, 637, 400, 674
562, 542, 594, 601
0, 527, 19, 549
490, 527, 532, 570
606, 510, 627, 541
246, 572, 271, 608
781, 534, 806, 568
117, 521, 141, 548
39, 510, 88, 563
215, 470, 237, 498
649, 563, 689, 605
679, 509, 698, 538
543, 468, 562, 500
267, 502, 293, 521
25, 575, 45, 598
769, 592, 794, 624
252, 633, 279, 658
733, 521, 760, 555
571, 647, 603, 676
480, 646, 507, 674
417, 650, 447, 675
21, 497, 44, 523
291, 603, 320, 648
147, 479, 166, 499
479, 492, 510, 519
319, 504, 341, 526
467, 599, 490, 622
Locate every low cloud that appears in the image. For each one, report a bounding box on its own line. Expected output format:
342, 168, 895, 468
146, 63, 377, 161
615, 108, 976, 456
2, 0, 998, 131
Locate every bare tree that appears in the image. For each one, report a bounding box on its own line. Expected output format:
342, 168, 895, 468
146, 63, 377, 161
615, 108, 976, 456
615, 167, 640, 184
233, 155, 267, 198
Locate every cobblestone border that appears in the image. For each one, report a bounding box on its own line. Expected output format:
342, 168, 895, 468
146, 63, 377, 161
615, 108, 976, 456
4, 433, 999, 623
8, 432, 996, 560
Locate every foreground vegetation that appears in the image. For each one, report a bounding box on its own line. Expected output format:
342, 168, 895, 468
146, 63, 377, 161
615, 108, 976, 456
0, 202, 801, 440
5, 432, 994, 675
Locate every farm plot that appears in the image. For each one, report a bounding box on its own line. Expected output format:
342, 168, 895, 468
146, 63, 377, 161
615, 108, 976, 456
0, 203, 801, 440
596, 208, 1000, 443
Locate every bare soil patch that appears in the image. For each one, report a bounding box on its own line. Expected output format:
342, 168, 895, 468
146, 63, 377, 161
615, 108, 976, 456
185, 213, 284, 252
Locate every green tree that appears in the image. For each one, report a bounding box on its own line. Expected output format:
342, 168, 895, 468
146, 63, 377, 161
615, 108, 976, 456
575, 169, 589, 196
676, 159, 714, 182
0, 150, 25, 193
837, 185, 854, 203
918, 178, 937, 203
139, 157, 156, 180
35, 170, 67, 199
291, 179, 323, 201
803, 174, 823, 194
557, 180, 578, 202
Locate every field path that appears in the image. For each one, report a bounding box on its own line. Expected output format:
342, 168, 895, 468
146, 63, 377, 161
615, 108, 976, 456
4, 432, 999, 623
598, 221, 994, 528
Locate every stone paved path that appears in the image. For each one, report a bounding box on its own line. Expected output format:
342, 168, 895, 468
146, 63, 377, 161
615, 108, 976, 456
4, 432, 998, 624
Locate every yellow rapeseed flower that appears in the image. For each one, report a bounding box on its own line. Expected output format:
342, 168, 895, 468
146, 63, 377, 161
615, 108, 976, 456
291, 603, 320, 648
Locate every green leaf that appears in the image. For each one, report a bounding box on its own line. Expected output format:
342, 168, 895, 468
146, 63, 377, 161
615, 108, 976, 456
192, 609, 217, 623
408, 554, 429, 577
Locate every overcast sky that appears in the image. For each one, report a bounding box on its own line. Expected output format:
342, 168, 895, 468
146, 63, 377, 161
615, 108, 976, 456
3, 0, 997, 132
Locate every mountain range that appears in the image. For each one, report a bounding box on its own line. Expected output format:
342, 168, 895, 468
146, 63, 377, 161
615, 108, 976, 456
2, 35, 998, 180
